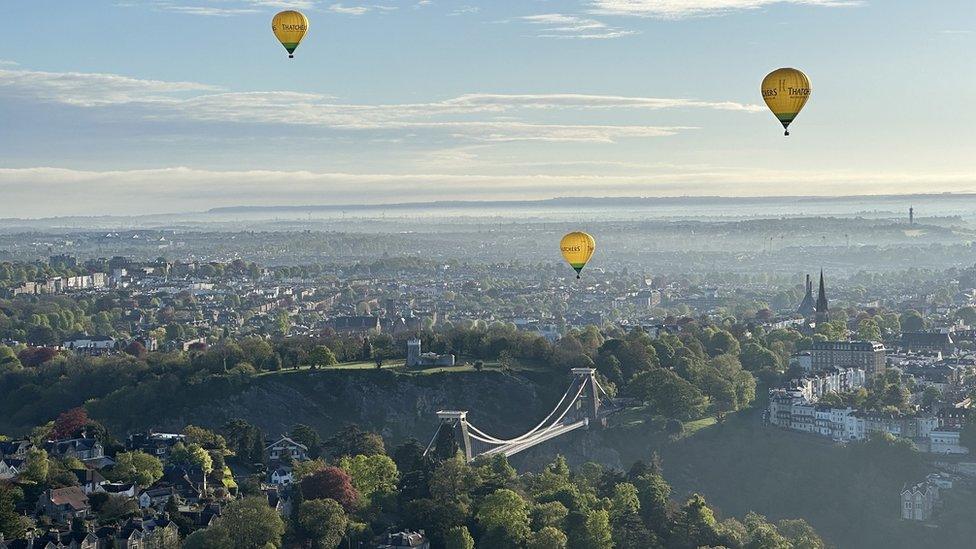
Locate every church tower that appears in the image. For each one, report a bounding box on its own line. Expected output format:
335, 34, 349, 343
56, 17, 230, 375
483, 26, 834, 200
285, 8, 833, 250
815, 270, 829, 324
797, 274, 815, 317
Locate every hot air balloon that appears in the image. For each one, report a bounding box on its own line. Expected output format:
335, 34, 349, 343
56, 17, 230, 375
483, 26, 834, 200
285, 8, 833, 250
560, 232, 596, 279
761, 68, 811, 136
272, 10, 309, 58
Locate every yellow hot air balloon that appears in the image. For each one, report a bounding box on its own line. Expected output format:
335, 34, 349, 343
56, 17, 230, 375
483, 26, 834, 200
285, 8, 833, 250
560, 232, 596, 279
272, 10, 309, 58
761, 68, 811, 136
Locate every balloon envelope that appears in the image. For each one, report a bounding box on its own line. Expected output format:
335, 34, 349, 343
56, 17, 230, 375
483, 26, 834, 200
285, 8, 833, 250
272, 10, 309, 58
560, 232, 596, 278
761, 68, 811, 135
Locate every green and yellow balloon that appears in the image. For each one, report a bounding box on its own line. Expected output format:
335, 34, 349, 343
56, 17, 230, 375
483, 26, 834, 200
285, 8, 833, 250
761, 68, 811, 136
272, 10, 309, 58
560, 232, 596, 279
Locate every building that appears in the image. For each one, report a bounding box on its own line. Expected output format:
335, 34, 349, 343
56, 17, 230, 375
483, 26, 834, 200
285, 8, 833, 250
815, 270, 829, 324
901, 480, 939, 521
810, 340, 886, 379
406, 338, 455, 368
265, 436, 309, 463
45, 438, 105, 462
36, 486, 90, 524
127, 431, 186, 459
901, 331, 956, 356
376, 531, 430, 549
929, 428, 967, 455
796, 274, 816, 317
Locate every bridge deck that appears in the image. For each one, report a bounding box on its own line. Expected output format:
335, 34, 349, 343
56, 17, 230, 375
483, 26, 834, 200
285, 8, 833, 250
481, 418, 589, 458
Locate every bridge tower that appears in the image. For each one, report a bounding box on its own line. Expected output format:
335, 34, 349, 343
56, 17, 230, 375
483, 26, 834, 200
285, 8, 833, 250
436, 410, 473, 461
571, 367, 603, 427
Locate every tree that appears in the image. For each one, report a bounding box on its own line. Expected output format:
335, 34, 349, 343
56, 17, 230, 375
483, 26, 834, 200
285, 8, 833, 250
123, 340, 147, 359
740, 342, 780, 372
183, 425, 227, 450
444, 525, 475, 549
476, 488, 531, 548
579, 509, 613, 549
338, 453, 399, 505
170, 442, 213, 475
325, 425, 385, 458
900, 310, 925, 332
308, 345, 338, 367
52, 407, 89, 439
0, 482, 29, 539
210, 497, 286, 549
610, 482, 640, 520
22, 447, 50, 483
671, 494, 720, 549
17, 346, 58, 367
706, 329, 740, 357
633, 472, 671, 534
777, 518, 826, 549
360, 337, 373, 361
527, 526, 568, 549
112, 451, 163, 486
626, 369, 708, 420
291, 424, 322, 458
298, 498, 347, 549
857, 318, 882, 341
300, 466, 359, 512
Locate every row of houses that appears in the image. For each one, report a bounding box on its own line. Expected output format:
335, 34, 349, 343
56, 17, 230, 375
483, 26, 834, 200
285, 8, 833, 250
8, 273, 108, 296
768, 389, 968, 454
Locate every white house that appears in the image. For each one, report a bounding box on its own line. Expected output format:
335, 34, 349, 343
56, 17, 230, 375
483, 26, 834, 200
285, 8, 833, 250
930, 429, 968, 455
265, 436, 309, 462
0, 458, 22, 479
901, 481, 939, 521
270, 467, 294, 485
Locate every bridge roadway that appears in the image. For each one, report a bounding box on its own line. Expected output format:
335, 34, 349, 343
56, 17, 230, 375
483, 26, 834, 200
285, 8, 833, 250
479, 418, 589, 458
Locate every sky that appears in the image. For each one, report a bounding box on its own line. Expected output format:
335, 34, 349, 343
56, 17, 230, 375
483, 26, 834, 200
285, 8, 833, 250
0, 0, 974, 217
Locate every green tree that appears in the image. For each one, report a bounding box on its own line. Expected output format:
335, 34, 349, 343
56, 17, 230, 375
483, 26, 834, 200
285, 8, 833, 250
857, 318, 882, 341
579, 509, 613, 549
0, 483, 29, 539
671, 494, 720, 549
298, 498, 347, 549
444, 525, 476, 549
900, 310, 925, 332
338, 453, 399, 505
22, 447, 50, 483
170, 442, 213, 475
291, 423, 322, 458
308, 345, 338, 367
476, 488, 531, 548
527, 526, 568, 549
212, 496, 286, 548
626, 369, 708, 420
112, 451, 163, 486
740, 342, 780, 371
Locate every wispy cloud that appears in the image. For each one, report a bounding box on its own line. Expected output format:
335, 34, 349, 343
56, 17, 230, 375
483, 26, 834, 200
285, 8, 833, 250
0, 68, 760, 143
519, 13, 636, 39
589, 0, 862, 19
160, 5, 261, 16
328, 2, 397, 15
0, 60, 18, 67
448, 5, 479, 16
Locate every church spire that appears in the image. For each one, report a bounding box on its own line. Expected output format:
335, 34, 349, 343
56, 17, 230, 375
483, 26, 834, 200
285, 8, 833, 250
815, 269, 829, 323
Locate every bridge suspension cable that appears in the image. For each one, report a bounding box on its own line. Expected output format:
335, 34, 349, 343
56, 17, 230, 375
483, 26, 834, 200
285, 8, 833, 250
466, 379, 587, 447
463, 379, 584, 445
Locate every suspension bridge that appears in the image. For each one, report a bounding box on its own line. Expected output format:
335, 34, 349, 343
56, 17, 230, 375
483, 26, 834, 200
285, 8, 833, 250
423, 368, 617, 462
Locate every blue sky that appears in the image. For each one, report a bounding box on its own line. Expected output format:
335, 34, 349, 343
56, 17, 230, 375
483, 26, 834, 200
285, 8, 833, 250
0, 0, 974, 216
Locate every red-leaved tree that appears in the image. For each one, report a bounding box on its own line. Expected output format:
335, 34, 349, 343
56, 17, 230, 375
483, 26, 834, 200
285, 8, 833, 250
299, 466, 358, 512
52, 407, 90, 440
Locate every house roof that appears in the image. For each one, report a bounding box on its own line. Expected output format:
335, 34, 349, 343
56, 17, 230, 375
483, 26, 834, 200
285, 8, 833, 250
265, 436, 308, 451
48, 486, 89, 510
